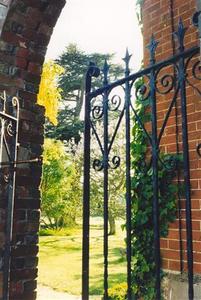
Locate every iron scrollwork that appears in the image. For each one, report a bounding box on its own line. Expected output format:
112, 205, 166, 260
93, 158, 104, 171
91, 96, 104, 120
93, 155, 121, 171
135, 82, 150, 101
185, 55, 201, 95
108, 95, 122, 111
155, 71, 175, 95
109, 155, 121, 169
197, 144, 201, 157
0, 92, 20, 181
192, 60, 201, 81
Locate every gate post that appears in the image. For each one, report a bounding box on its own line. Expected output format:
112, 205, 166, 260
148, 35, 161, 300
123, 49, 132, 299
82, 63, 100, 300
102, 60, 109, 300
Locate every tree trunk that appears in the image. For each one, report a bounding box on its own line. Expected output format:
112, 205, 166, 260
108, 211, 116, 235
74, 78, 85, 118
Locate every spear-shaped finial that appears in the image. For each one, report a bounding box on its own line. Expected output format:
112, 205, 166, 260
123, 48, 132, 76
147, 34, 159, 64
174, 17, 187, 51
102, 59, 110, 85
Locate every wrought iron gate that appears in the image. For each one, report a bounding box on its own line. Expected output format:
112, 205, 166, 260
0, 93, 40, 299
0, 92, 19, 300
82, 19, 200, 300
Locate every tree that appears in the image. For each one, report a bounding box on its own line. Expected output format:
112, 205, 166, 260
90, 122, 126, 235
46, 44, 124, 144
45, 107, 84, 145
40, 139, 82, 228
37, 61, 64, 125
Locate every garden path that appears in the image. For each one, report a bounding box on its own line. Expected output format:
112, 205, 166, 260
37, 285, 101, 300
37, 285, 81, 300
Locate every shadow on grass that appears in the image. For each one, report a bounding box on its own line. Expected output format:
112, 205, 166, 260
109, 246, 126, 257
89, 253, 103, 260
74, 274, 82, 280
90, 225, 103, 230
109, 256, 126, 265
89, 273, 126, 295
40, 239, 59, 245
40, 240, 81, 253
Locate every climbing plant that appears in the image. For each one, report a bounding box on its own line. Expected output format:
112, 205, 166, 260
130, 78, 182, 299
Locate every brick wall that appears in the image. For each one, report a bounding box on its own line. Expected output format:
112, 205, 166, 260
0, 1, 66, 299
142, 0, 201, 274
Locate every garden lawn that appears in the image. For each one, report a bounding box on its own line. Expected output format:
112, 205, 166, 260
38, 219, 126, 296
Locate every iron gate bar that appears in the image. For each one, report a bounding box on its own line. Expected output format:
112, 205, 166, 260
103, 60, 109, 300
157, 85, 180, 144
130, 102, 152, 144
148, 35, 161, 299
176, 19, 194, 300
108, 107, 125, 155
3, 135, 12, 161
82, 63, 100, 300
90, 120, 104, 155
0, 112, 18, 121
0, 94, 20, 300
123, 49, 132, 299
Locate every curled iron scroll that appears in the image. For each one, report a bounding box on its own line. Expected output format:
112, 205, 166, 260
135, 82, 150, 102
192, 61, 201, 81
197, 144, 201, 157
93, 159, 103, 171
109, 95, 121, 111
109, 156, 121, 169
92, 104, 103, 120
155, 63, 177, 95
91, 96, 104, 120
6, 121, 15, 137
185, 55, 201, 95
156, 74, 175, 95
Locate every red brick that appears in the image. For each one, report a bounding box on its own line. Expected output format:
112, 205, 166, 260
169, 260, 181, 271
28, 62, 42, 76
161, 249, 180, 260
16, 57, 27, 69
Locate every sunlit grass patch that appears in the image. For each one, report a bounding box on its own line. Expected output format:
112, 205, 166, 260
38, 219, 126, 296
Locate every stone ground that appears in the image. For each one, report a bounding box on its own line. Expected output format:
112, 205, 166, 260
37, 285, 101, 300
37, 285, 81, 300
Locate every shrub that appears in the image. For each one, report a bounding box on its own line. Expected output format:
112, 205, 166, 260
107, 282, 127, 300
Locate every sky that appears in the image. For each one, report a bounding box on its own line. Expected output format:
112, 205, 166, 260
45, 0, 143, 71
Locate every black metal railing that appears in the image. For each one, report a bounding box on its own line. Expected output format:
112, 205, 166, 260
0, 92, 41, 300
82, 18, 200, 300
0, 92, 19, 300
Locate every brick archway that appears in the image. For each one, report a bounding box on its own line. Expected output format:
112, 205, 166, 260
0, 1, 66, 299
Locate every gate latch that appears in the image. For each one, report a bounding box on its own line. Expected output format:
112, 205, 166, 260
0, 157, 42, 167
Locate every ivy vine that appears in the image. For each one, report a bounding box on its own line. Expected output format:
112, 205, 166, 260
130, 78, 183, 299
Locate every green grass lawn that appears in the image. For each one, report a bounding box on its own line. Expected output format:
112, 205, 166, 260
38, 219, 126, 296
